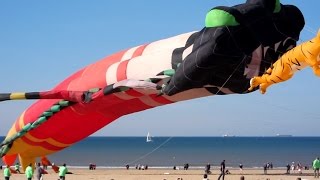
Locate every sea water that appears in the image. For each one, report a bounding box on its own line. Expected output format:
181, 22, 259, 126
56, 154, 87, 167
1, 136, 319, 168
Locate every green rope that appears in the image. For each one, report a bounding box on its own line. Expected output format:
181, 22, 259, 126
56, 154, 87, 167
43, 111, 53, 117
0, 100, 71, 157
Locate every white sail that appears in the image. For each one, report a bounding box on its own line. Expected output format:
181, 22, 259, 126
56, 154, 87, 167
146, 132, 152, 142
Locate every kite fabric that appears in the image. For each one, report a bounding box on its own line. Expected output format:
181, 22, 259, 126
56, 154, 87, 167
0, 0, 305, 171
163, 0, 305, 95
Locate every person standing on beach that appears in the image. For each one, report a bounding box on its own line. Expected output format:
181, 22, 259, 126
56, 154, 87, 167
58, 163, 68, 180
205, 163, 211, 174
239, 163, 243, 173
263, 163, 267, 174
25, 163, 33, 180
3, 165, 11, 180
36, 162, 44, 180
218, 160, 225, 180
183, 163, 189, 170
291, 162, 296, 173
313, 157, 320, 178
286, 163, 290, 174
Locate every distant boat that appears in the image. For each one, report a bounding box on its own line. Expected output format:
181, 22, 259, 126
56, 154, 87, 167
146, 132, 152, 142
276, 134, 293, 137
222, 134, 236, 137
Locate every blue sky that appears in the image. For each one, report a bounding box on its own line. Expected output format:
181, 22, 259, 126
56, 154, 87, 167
0, 0, 319, 137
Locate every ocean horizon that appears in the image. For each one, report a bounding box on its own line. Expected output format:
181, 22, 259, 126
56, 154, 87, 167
1, 136, 319, 168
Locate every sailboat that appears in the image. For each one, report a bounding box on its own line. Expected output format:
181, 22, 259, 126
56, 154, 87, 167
146, 132, 152, 142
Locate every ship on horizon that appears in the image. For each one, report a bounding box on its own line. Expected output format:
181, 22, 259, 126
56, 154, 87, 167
276, 134, 293, 137
222, 134, 236, 137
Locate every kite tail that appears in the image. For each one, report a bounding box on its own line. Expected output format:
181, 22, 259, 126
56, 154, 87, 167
0, 89, 101, 103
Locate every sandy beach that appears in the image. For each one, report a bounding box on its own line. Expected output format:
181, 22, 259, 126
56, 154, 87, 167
6, 168, 316, 180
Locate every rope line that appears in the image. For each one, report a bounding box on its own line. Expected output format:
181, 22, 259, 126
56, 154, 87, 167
125, 137, 173, 165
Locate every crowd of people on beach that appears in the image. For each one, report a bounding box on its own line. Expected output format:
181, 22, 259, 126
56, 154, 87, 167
166, 157, 320, 180
2, 158, 320, 180
104, 157, 320, 180
2, 162, 69, 180
284, 161, 310, 175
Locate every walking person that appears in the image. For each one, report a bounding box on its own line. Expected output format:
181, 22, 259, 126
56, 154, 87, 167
15, 163, 21, 173
58, 163, 68, 180
25, 163, 34, 180
313, 157, 320, 178
218, 160, 226, 180
3, 165, 11, 180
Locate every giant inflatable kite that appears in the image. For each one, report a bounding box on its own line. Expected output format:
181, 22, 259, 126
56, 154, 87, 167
0, 0, 306, 170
